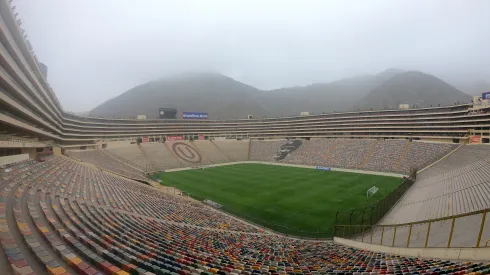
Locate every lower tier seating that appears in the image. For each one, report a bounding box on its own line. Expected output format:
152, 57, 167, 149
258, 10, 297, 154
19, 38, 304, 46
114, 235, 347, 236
65, 150, 147, 181
251, 139, 458, 174
0, 158, 488, 275
382, 144, 490, 224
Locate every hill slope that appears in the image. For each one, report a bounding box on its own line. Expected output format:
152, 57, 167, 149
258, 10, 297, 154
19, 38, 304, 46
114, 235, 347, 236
90, 70, 470, 118
258, 68, 404, 116
356, 71, 472, 110
90, 73, 268, 119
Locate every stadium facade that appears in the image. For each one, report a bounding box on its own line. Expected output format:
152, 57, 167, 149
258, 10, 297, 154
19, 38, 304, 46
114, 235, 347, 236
1, 0, 490, 152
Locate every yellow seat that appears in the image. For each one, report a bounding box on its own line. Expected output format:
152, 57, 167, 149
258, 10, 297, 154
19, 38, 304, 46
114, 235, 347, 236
48, 266, 67, 275
69, 257, 82, 265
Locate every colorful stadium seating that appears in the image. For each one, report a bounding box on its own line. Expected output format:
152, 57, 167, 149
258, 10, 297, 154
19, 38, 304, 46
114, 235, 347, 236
256, 139, 457, 175
1, 157, 488, 275
75, 139, 459, 176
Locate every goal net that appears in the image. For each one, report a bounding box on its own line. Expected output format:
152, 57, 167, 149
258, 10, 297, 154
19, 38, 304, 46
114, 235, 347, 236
367, 186, 379, 198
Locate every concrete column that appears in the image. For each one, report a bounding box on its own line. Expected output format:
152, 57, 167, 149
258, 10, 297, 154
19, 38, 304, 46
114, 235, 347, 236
52, 147, 62, 156
20, 148, 37, 159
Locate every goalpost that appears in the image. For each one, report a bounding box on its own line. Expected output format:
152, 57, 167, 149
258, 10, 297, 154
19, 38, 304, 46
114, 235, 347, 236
367, 186, 379, 198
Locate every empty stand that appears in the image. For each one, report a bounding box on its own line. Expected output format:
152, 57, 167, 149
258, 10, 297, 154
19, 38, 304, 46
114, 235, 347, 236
108, 141, 250, 171
108, 145, 150, 170
257, 139, 456, 174
188, 141, 228, 165
382, 145, 490, 224
212, 140, 249, 162
249, 140, 288, 162
1, 156, 489, 275
65, 150, 147, 181
364, 139, 408, 173
399, 141, 458, 174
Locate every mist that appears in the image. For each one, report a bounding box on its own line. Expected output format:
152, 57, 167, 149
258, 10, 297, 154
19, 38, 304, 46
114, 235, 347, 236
14, 0, 490, 112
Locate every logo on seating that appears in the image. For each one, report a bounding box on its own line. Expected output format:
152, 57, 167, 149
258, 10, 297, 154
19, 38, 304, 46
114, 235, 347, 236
273, 140, 302, 161
172, 142, 202, 164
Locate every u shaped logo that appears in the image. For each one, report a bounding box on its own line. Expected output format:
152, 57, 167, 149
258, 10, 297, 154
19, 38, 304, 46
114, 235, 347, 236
171, 142, 202, 164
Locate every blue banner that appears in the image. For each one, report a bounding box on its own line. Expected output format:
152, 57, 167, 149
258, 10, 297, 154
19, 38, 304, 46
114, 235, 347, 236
182, 112, 208, 119
482, 92, 490, 100
316, 166, 331, 171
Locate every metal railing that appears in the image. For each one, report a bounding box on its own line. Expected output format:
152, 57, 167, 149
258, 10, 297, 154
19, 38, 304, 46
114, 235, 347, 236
334, 208, 490, 248
335, 168, 417, 229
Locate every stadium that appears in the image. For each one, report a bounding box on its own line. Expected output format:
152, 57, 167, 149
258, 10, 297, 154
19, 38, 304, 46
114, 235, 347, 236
1, 1, 490, 275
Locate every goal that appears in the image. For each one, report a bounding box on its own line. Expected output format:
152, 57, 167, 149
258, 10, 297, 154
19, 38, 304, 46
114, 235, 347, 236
367, 186, 379, 198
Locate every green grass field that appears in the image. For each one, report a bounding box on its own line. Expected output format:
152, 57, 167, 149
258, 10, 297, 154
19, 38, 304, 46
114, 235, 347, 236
153, 164, 401, 237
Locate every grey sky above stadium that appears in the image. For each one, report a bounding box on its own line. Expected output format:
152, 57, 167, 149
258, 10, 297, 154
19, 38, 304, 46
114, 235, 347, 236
15, 0, 490, 112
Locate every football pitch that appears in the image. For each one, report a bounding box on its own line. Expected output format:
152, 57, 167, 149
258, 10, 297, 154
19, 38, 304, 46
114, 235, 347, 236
153, 164, 401, 237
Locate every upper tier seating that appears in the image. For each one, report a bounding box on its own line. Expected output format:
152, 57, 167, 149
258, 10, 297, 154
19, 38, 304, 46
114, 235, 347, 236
1, 157, 488, 275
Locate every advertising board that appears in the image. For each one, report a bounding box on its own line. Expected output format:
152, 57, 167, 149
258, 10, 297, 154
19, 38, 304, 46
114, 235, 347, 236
316, 166, 331, 171
470, 135, 482, 144
183, 112, 208, 119
482, 92, 490, 100
167, 135, 184, 141
159, 108, 177, 119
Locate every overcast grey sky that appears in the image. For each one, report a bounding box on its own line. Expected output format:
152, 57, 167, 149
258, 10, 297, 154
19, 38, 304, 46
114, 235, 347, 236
14, 0, 490, 112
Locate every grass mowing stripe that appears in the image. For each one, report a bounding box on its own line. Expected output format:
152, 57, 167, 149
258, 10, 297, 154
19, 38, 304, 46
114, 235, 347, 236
154, 163, 401, 237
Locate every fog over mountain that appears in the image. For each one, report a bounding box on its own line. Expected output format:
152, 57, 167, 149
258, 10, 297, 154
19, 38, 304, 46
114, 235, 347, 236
14, 0, 490, 112
90, 69, 472, 119
453, 80, 490, 97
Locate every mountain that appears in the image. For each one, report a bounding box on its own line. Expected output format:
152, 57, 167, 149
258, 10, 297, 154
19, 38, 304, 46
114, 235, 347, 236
90, 73, 268, 119
356, 71, 472, 110
90, 69, 470, 118
257, 68, 405, 116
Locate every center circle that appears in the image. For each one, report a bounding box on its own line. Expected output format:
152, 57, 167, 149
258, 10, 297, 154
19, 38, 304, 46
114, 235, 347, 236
171, 142, 202, 164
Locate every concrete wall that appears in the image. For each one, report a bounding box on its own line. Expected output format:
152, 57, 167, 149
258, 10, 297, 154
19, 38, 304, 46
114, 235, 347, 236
20, 148, 37, 159
103, 140, 133, 148
53, 147, 62, 156
0, 153, 29, 166
334, 237, 490, 261
419, 138, 456, 143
